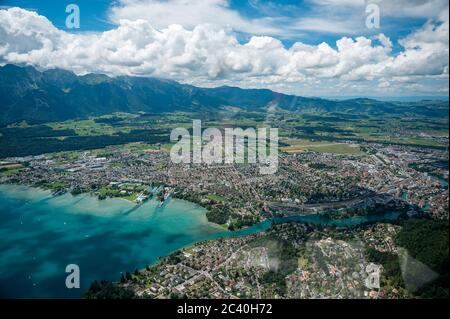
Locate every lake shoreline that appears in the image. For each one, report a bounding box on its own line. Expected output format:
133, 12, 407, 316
0, 183, 228, 298
0, 183, 403, 298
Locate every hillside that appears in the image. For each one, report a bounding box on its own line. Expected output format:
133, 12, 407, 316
0, 64, 448, 125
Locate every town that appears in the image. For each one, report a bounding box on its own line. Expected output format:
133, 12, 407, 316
1, 140, 447, 227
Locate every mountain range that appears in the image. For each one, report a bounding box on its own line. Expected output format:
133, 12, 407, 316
0, 64, 448, 125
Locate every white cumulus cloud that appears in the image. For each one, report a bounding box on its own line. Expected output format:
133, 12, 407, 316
0, 7, 448, 96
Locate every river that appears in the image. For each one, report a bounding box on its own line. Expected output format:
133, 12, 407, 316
0, 184, 399, 298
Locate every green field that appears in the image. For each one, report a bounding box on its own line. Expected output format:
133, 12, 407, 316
0, 168, 23, 176
207, 193, 226, 203
281, 139, 363, 155
1, 109, 448, 159
306, 144, 363, 155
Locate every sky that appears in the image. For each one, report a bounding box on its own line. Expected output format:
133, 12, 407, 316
0, 0, 448, 97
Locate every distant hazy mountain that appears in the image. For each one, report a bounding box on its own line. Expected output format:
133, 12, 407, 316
0, 64, 448, 125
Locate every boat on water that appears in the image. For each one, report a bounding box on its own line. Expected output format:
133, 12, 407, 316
52, 189, 67, 196
158, 192, 172, 207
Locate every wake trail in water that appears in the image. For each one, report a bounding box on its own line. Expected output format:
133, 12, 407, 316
123, 203, 144, 215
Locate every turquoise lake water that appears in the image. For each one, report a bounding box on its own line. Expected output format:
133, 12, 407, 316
0, 184, 400, 298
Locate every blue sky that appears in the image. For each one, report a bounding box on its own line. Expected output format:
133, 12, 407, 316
0, 0, 430, 48
0, 0, 448, 97
1, 0, 113, 30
